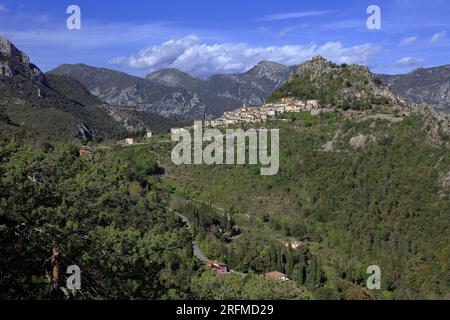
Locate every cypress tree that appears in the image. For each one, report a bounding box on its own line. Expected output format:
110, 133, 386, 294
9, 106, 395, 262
276, 248, 283, 272
308, 255, 317, 286
297, 257, 306, 285
315, 256, 322, 284
269, 243, 277, 269
286, 248, 294, 278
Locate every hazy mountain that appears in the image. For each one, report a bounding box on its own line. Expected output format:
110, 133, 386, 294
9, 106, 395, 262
145, 68, 204, 91
199, 61, 295, 115
46, 74, 186, 135
378, 65, 450, 113
0, 37, 128, 140
49, 60, 294, 119
0, 37, 183, 140
49, 64, 206, 119
204, 61, 293, 102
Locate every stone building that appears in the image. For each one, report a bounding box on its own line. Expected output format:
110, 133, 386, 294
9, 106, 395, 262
205, 98, 321, 128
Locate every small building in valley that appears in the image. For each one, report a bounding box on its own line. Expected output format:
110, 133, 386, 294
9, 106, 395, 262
125, 138, 134, 145
264, 271, 289, 281
206, 261, 230, 274
79, 147, 92, 157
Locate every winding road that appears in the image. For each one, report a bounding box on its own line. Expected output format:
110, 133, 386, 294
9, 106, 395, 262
175, 212, 246, 277
175, 212, 209, 263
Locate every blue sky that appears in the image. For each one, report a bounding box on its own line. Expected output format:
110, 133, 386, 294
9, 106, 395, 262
0, 0, 449, 77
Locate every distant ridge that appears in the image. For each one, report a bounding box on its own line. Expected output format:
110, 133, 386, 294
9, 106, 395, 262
49, 63, 207, 119
49, 60, 295, 118
378, 65, 450, 113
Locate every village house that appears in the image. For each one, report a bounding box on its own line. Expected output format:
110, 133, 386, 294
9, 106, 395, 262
79, 147, 92, 157
171, 128, 185, 135
282, 240, 302, 250
206, 261, 230, 274
145, 131, 153, 138
125, 138, 134, 145
264, 271, 289, 281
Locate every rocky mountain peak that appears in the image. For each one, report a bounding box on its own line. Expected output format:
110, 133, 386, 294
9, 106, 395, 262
0, 36, 45, 84
311, 54, 326, 61
0, 37, 19, 57
240, 60, 292, 90
269, 56, 399, 107
255, 60, 285, 69
145, 68, 203, 88
248, 60, 290, 76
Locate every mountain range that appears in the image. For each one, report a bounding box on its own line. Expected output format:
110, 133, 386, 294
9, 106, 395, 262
0, 37, 187, 141
2, 34, 450, 142
49, 61, 295, 119
49, 59, 450, 119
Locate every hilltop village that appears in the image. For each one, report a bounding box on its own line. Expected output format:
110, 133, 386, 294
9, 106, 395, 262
204, 98, 326, 128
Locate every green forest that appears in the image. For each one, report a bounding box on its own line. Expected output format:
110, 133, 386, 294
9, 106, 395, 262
0, 128, 310, 299
158, 111, 450, 300
0, 105, 449, 300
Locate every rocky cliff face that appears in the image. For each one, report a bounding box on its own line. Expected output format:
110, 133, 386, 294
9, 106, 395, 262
205, 61, 293, 103
378, 65, 450, 113
412, 103, 450, 148
0, 37, 46, 84
101, 106, 189, 134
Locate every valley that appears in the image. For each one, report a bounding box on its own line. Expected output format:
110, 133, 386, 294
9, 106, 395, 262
0, 35, 449, 301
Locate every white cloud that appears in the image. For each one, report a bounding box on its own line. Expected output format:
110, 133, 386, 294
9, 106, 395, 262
257, 11, 330, 22
431, 31, 446, 43
110, 35, 200, 70
109, 35, 382, 77
394, 57, 424, 67
277, 24, 309, 38
399, 36, 418, 46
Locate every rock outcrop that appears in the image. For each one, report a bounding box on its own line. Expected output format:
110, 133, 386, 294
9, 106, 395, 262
0, 37, 46, 84
412, 104, 450, 147
269, 55, 400, 108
